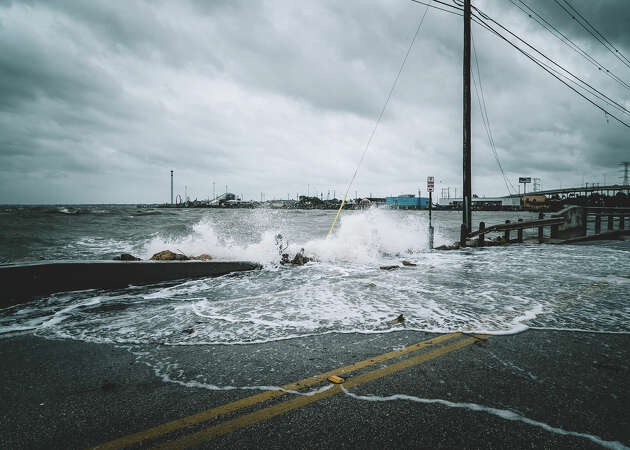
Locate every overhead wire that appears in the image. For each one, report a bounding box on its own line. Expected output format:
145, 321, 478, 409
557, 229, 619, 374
327, 3, 431, 237
553, 0, 630, 70
468, 4, 630, 118
463, 4, 630, 129
409, 0, 462, 17
470, 34, 516, 196
508, 0, 630, 91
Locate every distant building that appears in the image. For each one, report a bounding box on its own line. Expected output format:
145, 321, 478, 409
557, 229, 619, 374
522, 194, 547, 210
438, 196, 520, 209
366, 197, 386, 206
386, 195, 429, 209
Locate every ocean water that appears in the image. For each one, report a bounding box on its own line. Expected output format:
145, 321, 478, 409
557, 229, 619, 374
1, 205, 628, 347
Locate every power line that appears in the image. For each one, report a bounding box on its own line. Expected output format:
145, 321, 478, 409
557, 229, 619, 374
467, 7, 630, 129
554, 0, 630, 70
508, 0, 630, 91
423, 0, 630, 126
471, 35, 516, 196
409, 0, 462, 17
470, 4, 630, 118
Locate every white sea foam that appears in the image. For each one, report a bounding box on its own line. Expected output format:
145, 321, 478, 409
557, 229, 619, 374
298, 208, 439, 263
139, 208, 446, 265
142, 221, 281, 264
2, 209, 629, 345
342, 388, 629, 450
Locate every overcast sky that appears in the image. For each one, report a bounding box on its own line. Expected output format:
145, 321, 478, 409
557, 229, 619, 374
1, 0, 629, 204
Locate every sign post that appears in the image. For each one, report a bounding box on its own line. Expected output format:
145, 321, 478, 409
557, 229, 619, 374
519, 177, 531, 195
427, 176, 434, 249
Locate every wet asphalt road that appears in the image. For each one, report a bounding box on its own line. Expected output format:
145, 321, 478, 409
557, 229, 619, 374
1, 329, 629, 449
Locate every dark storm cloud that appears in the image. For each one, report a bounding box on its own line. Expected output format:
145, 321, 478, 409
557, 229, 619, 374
526, 0, 630, 49
0, 0, 628, 203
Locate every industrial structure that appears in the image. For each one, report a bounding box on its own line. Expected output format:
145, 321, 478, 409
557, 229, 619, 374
386, 194, 429, 209
437, 183, 630, 211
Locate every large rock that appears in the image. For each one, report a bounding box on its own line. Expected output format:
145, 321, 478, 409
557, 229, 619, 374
150, 250, 188, 261
290, 250, 311, 266
189, 254, 212, 261
113, 253, 141, 261
280, 248, 314, 266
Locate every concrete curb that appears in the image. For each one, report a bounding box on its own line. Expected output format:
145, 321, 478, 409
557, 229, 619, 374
0, 260, 262, 307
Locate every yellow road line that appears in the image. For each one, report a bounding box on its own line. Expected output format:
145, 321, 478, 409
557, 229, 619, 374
157, 335, 488, 449
93, 332, 461, 449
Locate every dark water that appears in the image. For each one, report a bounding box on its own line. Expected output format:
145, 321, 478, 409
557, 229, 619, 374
1, 204, 628, 339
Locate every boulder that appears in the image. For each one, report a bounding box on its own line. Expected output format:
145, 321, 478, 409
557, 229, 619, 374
290, 249, 311, 266
150, 250, 188, 261
190, 254, 212, 261
281, 248, 315, 266
113, 253, 141, 261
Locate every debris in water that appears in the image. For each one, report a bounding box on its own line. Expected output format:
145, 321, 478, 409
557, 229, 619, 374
435, 242, 460, 251
183, 328, 195, 334
275, 233, 288, 256
380, 265, 399, 270
389, 314, 405, 324
402, 260, 416, 266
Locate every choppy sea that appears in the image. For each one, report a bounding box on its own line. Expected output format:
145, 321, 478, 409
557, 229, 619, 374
1, 205, 628, 346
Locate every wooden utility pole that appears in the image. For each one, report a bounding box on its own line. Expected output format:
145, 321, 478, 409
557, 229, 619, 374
462, 0, 472, 238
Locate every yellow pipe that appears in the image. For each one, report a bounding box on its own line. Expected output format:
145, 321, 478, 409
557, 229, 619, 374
327, 195, 347, 237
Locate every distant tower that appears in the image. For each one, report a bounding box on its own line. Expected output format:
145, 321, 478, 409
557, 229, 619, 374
533, 178, 541, 192
170, 170, 173, 205
621, 162, 629, 186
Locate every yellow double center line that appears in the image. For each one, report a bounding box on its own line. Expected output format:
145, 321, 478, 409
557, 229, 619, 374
94, 332, 486, 449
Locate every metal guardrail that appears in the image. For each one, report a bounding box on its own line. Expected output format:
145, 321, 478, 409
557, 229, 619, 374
463, 205, 629, 246
467, 217, 563, 239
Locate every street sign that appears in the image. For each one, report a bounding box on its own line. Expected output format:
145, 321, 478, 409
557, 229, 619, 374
519, 177, 531, 183
427, 176, 434, 249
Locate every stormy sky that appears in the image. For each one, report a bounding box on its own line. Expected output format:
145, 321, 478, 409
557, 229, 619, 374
0, 0, 629, 204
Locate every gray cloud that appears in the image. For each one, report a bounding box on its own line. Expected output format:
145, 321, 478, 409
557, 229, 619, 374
0, 0, 628, 203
